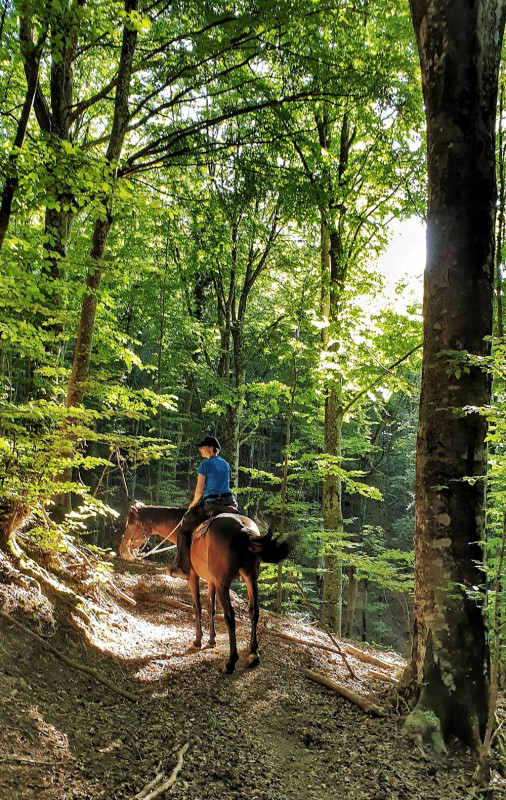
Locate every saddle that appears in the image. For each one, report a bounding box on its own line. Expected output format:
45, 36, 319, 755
192, 508, 239, 542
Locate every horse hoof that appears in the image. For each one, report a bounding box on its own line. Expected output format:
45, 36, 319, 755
248, 653, 260, 669
207, 639, 216, 649
225, 653, 239, 674
193, 640, 202, 649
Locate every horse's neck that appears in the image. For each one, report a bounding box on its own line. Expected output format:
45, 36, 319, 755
141, 506, 184, 543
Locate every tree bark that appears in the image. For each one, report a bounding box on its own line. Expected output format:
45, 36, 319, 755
0, 3, 47, 248
404, 0, 506, 752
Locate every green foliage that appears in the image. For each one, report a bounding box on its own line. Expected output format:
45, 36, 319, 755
0, 0, 424, 650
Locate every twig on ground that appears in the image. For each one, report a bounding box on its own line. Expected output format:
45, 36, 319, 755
135, 763, 164, 799
107, 580, 137, 606
135, 742, 189, 800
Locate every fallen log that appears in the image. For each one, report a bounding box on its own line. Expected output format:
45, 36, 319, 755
304, 668, 385, 716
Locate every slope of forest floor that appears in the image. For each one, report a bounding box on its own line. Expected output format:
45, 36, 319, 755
0, 546, 502, 800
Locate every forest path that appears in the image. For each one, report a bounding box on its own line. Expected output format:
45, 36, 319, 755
0, 560, 478, 799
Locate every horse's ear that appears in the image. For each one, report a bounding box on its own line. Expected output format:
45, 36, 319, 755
132, 500, 144, 511
130, 504, 139, 518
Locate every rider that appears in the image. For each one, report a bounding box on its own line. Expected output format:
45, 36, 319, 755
169, 435, 238, 579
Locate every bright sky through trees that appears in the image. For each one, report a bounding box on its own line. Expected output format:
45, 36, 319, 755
377, 217, 425, 302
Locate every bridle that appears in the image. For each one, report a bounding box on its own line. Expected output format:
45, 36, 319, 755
122, 515, 182, 559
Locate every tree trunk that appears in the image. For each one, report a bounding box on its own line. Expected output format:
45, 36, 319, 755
319, 212, 343, 634
496, 83, 505, 339
0, 3, 45, 248
65, 0, 138, 411
318, 113, 352, 635
319, 225, 344, 635
403, 0, 506, 752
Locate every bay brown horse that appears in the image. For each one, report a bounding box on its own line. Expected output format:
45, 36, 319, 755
119, 501, 289, 673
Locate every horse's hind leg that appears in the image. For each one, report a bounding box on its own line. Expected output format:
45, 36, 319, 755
243, 570, 260, 668
217, 583, 238, 674
188, 570, 203, 648
207, 582, 216, 648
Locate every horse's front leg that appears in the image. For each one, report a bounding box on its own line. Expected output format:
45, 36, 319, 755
217, 583, 238, 674
244, 570, 260, 668
188, 570, 203, 648
207, 582, 216, 648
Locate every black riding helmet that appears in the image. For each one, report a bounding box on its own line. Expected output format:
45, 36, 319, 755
197, 435, 221, 451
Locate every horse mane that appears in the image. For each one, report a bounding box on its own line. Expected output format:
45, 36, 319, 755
134, 503, 186, 523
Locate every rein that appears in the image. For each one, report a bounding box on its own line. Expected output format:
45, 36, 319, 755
134, 516, 183, 559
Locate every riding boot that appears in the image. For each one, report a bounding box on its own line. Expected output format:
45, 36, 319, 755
169, 530, 191, 579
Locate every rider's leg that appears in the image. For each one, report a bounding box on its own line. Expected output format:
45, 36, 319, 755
170, 504, 208, 579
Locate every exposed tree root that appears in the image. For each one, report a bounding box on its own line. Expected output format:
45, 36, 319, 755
134, 742, 189, 799
0, 606, 138, 702
1, 511, 93, 622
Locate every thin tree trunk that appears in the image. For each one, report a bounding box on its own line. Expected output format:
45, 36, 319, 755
496, 83, 505, 339
276, 321, 300, 612
319, 114, 352, 635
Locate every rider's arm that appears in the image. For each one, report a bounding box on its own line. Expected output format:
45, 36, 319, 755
188, 473, 205, 509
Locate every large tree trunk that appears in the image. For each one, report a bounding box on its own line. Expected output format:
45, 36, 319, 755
403, 0, 506, 752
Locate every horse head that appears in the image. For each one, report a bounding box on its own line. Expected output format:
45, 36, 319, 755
119, 502, 152, 560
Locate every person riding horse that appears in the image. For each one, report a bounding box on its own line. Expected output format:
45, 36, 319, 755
169, 435, 238, 579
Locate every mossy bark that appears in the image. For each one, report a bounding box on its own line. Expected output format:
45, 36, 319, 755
403, 0, 506, 751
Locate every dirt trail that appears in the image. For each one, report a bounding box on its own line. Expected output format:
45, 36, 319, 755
0, 560, 479, 799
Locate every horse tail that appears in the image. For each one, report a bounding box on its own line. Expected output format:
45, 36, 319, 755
249, 528, 290, 564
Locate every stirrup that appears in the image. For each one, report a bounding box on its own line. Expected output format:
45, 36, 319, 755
170, 564, 189, 579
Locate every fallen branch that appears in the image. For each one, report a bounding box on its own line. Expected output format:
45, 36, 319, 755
287, 571, 356, 679
343, 643, 399, 671
280, 631, 346, 657
107, 580, 137, 606
304, 669, 385, 716
135, 742, 189, 800
0, 755, 63, 765
135, 765, 164, 799
134, 592, 194, 612
367, 669, 400, 685
0, 607, 137, 702
134, 591, 228, 620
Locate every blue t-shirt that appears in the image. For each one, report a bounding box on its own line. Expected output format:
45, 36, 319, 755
198, 455, 232, 498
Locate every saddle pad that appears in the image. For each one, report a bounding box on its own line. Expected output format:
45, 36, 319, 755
192, 518, 213, 541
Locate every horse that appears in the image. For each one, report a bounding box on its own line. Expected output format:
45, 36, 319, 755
119, 501, 289, 673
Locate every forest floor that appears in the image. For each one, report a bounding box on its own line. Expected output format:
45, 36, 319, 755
0, 546, 503, 800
